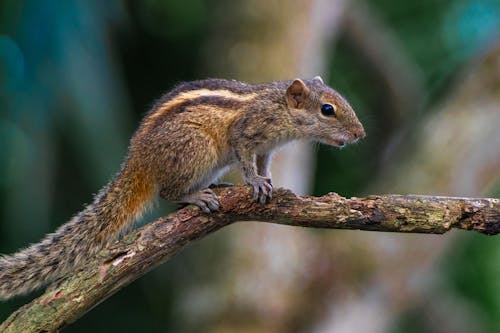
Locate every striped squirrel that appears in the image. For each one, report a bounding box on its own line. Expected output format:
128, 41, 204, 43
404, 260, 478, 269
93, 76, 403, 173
0, 77, 365, 299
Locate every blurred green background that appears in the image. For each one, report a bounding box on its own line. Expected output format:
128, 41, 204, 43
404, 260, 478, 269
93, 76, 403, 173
1, 0, 499, 332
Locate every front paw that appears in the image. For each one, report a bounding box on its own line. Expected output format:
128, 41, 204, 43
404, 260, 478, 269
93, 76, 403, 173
246, 176, 272, 204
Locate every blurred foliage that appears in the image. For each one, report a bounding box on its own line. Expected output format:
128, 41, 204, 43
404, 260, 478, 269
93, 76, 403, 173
444, 233, 500, 333
0, 0, 499, 332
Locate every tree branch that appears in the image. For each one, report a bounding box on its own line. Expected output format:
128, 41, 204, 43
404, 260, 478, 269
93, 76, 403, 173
1, 187, 498, 332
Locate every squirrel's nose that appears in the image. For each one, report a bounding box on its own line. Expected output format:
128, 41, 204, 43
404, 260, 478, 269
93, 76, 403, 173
352, 126, 366, 139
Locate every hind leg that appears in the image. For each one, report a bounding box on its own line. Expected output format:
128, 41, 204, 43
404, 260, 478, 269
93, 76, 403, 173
161, 187, 219, 213
157, 153, 224, 213
155, 122, 232, 213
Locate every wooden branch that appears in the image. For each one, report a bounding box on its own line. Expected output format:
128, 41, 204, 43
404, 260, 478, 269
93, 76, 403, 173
1, 187, 498, 332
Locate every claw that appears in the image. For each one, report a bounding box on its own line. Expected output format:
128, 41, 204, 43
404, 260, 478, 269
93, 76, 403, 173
246, 176, 273, 204
253, 185, 260, 201
193, 200, 211, 213
178, 188, 220, 213
207, 198, 220, 211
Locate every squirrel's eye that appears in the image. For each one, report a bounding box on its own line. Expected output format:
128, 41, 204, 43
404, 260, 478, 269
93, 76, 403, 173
321, 104, 336, 117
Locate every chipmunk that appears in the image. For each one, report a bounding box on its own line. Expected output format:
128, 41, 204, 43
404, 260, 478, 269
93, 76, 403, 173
0, 76, 365, 299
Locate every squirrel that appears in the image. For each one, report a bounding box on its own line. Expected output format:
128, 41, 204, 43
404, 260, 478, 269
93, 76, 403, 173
0, 76, 365, 300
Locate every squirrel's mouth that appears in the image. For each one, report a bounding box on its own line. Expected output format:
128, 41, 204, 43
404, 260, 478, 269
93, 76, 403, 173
321, 136, 346, 147
332, 139, 346, 147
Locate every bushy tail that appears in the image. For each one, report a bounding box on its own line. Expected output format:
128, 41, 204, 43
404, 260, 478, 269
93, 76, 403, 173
0, 164, 155, 300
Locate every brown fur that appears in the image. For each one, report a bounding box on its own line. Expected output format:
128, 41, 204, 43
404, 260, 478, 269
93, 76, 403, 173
0, 77, 365, 300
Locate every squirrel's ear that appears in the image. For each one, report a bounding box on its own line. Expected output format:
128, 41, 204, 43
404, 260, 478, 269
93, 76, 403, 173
286, 79, 309, 108
313, 75, 324, 84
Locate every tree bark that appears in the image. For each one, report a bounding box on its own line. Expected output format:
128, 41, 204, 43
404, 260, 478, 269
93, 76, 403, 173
1, 186, 498, 332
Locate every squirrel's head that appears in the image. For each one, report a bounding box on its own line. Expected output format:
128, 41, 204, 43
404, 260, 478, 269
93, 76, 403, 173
285, 77, 365, 147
